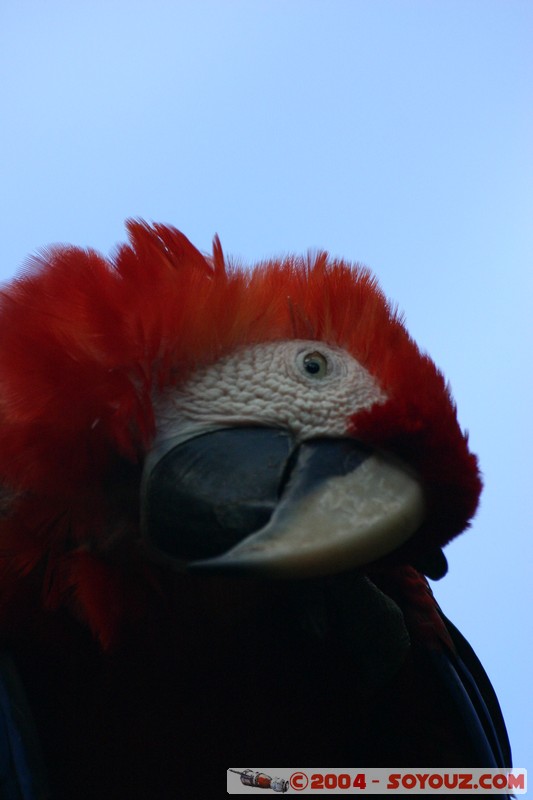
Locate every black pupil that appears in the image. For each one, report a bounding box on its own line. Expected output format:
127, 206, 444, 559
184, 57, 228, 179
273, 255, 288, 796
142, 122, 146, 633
305, 360, 321, 374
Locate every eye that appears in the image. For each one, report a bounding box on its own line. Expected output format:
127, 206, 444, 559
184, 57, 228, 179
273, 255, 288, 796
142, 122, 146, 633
301, 351, 328, 379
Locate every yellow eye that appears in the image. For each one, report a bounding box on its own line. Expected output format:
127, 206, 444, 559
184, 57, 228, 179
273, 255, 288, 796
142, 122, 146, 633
302, 351, 328, 379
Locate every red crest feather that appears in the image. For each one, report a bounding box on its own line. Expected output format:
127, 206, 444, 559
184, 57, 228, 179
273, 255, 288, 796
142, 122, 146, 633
0, 221, 481, 646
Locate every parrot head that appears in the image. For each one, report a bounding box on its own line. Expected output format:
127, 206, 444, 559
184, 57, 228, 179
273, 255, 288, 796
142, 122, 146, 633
0, 221, 481, 647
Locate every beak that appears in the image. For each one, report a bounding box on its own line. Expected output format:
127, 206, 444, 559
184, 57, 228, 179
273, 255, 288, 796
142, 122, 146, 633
141, 427, 425, 578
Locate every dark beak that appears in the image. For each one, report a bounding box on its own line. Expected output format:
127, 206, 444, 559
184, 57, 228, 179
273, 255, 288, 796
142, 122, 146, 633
141, 426, 424, 578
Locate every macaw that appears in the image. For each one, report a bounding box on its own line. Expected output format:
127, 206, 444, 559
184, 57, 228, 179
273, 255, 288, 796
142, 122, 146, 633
0, 222, 511, 799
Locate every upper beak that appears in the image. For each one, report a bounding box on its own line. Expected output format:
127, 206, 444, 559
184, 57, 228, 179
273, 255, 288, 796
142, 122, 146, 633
141, 426, 425, 578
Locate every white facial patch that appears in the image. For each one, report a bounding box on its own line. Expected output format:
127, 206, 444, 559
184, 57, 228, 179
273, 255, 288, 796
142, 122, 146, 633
153, 340, 386, 447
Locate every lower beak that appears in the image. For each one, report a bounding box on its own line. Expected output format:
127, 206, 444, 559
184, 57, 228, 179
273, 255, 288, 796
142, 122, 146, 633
141, 427, 425, 578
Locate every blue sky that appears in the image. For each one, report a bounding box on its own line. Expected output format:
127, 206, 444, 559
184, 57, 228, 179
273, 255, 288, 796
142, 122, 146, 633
1, 0, 531, 771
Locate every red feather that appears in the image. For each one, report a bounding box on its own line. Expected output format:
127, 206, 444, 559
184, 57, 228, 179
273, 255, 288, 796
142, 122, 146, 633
0, 221, 481, 645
